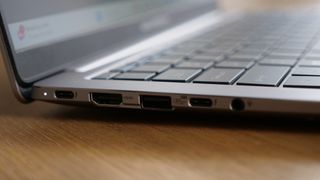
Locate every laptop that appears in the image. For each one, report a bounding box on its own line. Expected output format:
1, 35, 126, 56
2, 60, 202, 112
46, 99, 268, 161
1, 0, 320, 114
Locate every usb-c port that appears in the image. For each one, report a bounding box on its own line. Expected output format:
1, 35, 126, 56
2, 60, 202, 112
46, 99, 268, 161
190, 98, 213, 107
55, 91, 75, 99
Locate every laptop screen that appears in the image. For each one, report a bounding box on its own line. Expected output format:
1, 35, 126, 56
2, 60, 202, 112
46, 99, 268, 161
0, 0, 215, 84
6, 0, 186, 53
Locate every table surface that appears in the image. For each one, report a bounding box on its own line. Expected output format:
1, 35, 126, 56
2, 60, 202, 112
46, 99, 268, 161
2, 1, 320, 180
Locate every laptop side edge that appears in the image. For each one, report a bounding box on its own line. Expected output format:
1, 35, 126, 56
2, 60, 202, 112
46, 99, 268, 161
0, 16, 31, 102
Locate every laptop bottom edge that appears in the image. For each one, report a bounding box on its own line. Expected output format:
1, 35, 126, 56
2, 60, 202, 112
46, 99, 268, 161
31, 72, 320, 115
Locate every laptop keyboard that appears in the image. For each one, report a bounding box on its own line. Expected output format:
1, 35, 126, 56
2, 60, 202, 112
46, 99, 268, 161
92, 11, 320, 88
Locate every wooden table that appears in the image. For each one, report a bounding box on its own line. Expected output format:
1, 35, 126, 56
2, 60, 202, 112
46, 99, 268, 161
1, 1, 320, 180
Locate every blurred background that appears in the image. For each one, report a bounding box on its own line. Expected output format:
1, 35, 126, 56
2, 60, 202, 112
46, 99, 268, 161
218, 0, 320, 11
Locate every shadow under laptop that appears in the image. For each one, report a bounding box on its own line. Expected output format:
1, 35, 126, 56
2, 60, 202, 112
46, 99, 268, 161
49, 105, 320, 134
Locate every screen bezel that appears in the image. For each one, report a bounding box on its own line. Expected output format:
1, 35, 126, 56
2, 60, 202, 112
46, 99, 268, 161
0, 1, 216, 89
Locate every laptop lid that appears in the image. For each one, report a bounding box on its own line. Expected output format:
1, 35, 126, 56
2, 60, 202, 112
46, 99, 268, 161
0, 0, 216, 101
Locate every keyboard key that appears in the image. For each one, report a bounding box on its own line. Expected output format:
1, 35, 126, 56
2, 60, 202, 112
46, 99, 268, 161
130, 64, 170, 73
272, 48, 304, 54
227, 52, 262, 61
153, 69, 202, 82
237, 65, 290, 86
193, 68, 245, 84
135, 57, 153, 65
299, 60, 320, 67
152, 57, 183, 64
163, 50, 191, 57
240, 47, 268, 53
204, 46, 235, 54
176, 61, 213, 69
92, 72, 118, 80
265, 54, 300, 60
292, 67, 320, 76
165, 47, 194, 55
235, 50, 264, 57
284, 76, 320, 88
189, 54, 224, 62
195, 50, 225, 57
308, 50, 320, 55
259, 58, 297, 66
161, 51, 186, 60
304, 55, 320, 60
276, 43, 307, 49
110, 64, 136, 72
177, 41, 206, 48
113, 72, 155, 81
268, 52, 302, 58
274, 45, 306, 51
216, 60, 254, 69
246, 43, 270, 50
206, 44, 238, 52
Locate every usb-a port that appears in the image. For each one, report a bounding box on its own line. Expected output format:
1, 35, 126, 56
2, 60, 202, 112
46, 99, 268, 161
141, 95, 172, 110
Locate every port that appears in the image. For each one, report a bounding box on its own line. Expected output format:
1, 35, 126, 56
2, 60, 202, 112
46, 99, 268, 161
141, 95, 172, 110
55, 91, 75, 99
190, 98, 213, 107
91, 93, 122, 105
231, 98, 245, 111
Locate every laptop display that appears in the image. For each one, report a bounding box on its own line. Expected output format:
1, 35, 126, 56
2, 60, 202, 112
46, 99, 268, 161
0, 0, 214, 83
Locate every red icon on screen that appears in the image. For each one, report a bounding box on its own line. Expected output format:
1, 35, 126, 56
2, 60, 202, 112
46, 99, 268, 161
17, 24, 26, 41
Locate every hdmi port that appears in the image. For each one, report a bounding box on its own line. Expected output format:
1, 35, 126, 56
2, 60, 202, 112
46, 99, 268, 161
190, 98, 213, 107
91, 93, 122, 105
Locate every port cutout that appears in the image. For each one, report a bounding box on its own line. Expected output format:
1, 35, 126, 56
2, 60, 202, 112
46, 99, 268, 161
91, 93, 123, 105
141, 95, 172, 110
231, 98, 245, 111
55, 91, 75, 99
190, 98, 213, 107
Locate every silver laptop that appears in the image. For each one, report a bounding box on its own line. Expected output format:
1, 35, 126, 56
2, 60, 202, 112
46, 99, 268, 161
1, 0, 320, 114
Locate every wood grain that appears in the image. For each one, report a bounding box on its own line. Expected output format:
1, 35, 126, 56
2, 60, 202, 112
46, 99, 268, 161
1, 1, 320, 180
